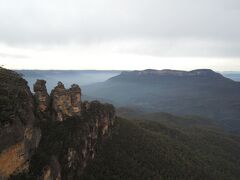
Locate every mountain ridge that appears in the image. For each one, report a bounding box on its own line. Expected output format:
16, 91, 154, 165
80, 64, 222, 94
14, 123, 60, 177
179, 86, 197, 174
83, 69, 240, 132
108, 69, 229, 83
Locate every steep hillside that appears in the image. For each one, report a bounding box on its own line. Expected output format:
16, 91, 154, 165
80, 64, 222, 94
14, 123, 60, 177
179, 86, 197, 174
83, 69, 240, 131
81, 117, 240, 180
117, 109, 220, 129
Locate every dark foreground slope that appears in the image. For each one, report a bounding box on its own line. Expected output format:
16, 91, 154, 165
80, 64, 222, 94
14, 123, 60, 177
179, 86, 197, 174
81, 117, 240, 180
83, 69, 240, 131
0, 68, 41, 178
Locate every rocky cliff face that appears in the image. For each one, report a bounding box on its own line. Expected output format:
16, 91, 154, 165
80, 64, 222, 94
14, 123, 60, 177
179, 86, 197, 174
34, 81, 82, 122
0, 68, 115, 180
0, 68, 41, 179
34, 80, 50, 121
35, 101, 115, 180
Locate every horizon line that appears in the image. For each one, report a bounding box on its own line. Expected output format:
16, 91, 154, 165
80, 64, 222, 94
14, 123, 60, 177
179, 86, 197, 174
10, 68, 240, 73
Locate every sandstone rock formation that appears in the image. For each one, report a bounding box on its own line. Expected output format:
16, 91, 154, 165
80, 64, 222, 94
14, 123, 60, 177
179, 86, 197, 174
34, 79, 50, 121
37, 101, 115, 180
0, 68, 41, 179
33, 81, 82, 122
0, 68, 115, 179
50, 82, 81, 121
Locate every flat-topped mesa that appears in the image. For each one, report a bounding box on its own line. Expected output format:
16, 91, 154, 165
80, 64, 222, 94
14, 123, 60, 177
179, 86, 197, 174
34, 80, 50, 117
120, 69, 224, 78
51, 81, 82, 121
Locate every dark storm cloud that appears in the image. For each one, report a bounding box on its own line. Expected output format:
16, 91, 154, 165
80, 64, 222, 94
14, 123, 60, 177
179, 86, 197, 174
0, 0, 240, 57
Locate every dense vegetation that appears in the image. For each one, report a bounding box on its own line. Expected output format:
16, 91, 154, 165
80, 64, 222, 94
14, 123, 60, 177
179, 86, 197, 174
0, 67, 25, 128
117, 110, 220, 129
81, 117, 240, 180
10, 112, 240, 180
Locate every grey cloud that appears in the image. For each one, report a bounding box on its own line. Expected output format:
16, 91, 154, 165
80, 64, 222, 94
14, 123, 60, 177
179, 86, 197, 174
0, 0, 240, 57
117, 39, 240, 58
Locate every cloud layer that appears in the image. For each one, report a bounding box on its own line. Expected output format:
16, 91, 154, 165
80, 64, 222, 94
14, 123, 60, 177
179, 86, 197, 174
0, 0, 240, 69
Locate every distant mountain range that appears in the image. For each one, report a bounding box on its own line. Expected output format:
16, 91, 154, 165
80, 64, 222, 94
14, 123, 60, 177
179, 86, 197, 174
83, 69, 240, 132
14, 69, 240, 131
222, 72, 240, 81
14, 70, 240, 92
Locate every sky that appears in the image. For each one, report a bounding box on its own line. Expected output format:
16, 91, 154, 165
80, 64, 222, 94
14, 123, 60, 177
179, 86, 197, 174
0, 0, 240, 71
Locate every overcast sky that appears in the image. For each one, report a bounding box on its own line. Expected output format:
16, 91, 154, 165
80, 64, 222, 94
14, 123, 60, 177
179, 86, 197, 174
0, 0, 240, 70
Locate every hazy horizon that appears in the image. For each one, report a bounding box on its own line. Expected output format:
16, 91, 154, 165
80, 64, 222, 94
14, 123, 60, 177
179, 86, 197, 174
8, 68, 240, 73
15, 69, 240, 93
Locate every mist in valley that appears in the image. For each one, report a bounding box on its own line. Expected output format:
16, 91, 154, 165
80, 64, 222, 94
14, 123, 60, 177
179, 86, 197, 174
17, 70, 121, 92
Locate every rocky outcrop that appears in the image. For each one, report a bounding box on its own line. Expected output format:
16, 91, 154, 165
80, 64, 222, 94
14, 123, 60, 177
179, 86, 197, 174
34, 80, 50, 121
82, 101, 115, 136
34, 101, 115, 180
34, 81, 82, 122
33, 81, 115, 179
0, 68, 41, 179
0, 68, 115, 179
50, 82, 82, 121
